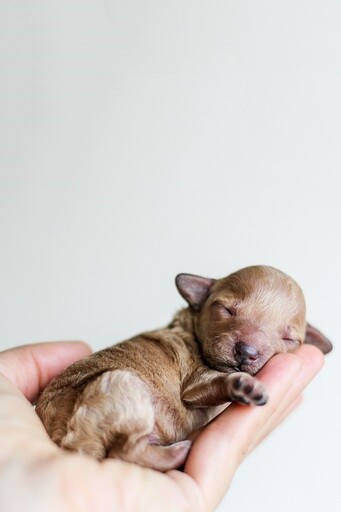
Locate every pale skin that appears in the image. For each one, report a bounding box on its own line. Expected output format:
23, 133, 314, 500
0, 341, 323, 512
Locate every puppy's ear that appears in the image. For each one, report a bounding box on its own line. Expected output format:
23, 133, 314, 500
304, 323, 333, 354
175, 274, 216, 311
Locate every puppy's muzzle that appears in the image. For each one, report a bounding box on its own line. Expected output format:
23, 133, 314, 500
234, 341, 259, 366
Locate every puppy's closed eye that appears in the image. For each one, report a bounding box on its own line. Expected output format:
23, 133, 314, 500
282, 329, 301, 346
213, 302, 236, 318
282, 337, 300, 345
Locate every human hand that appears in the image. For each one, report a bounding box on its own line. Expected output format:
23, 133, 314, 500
0, 341, 323, 512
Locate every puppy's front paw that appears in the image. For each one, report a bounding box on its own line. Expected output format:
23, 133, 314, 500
228, 373, 268, 406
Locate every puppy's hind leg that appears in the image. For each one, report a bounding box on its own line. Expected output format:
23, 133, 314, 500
61, 370, 191, 470
61, 370, 155, 460
109, 438, 192, 472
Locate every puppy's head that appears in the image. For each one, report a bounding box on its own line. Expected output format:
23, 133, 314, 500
176, 266, 332, 375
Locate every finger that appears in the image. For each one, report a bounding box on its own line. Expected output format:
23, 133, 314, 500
247, 395, 303, 453
0, 341, 91, 402
0, 375, 59, 460
185, 353, 302, 473
185, 347, 323, 511
188, 394, 304, 456
246, 344, 323, 453
207, 345, 322, 461
0, 342, 92, 457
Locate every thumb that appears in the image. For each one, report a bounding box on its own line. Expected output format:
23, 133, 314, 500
0, 341, 91, 458
0, 372, 56, 459
0, 341, 91, 402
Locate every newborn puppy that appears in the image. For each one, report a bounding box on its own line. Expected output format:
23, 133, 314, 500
36, 266, 332, 471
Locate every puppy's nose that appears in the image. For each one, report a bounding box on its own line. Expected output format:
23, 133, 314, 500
234, 341, 259, 365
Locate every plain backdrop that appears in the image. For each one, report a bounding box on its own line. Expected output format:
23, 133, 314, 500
1, 1, 340, 511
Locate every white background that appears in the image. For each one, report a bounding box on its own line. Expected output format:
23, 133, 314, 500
1, 1, 340, 510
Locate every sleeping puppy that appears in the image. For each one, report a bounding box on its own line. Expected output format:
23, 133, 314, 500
36, 265, 332, 471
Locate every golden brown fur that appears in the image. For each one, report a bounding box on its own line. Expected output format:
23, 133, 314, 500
36, 266, 332, 471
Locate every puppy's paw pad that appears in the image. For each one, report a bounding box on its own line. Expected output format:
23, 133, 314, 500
244, 384, 254, 394
229, 373, 268, 406
231, 375, 243, 390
